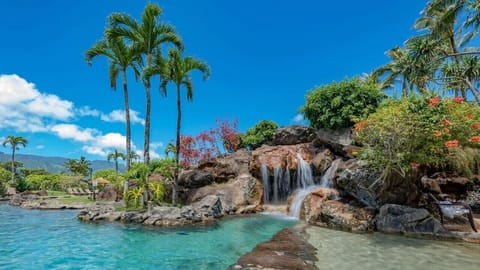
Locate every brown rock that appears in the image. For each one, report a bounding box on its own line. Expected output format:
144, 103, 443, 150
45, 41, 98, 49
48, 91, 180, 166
228, 228, 317, 270
311, 149, 334, 175
197, 149, 251, 183
251, 143, 316, 175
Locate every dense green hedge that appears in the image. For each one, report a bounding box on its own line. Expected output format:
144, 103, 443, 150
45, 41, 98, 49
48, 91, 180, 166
240, 120, 278, 150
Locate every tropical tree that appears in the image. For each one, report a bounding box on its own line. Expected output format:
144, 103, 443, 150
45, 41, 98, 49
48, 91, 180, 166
157, 48, 210, 204
108, 3, 183, 164
86, 34, 140, 171
164, 142, 176, 158
2, 136, 27, 184
64, 156, 91, 176
129, 151, 141, 163
107, 149, 126, 174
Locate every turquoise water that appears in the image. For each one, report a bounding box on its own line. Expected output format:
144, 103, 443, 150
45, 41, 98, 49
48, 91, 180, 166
0, 203, 296, 270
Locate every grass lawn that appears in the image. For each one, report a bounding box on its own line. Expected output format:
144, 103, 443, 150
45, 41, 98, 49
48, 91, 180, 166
58, 196, 93, 204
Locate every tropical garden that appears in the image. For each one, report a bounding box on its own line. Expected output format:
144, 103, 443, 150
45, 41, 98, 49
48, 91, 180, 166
2, 0, 480, 212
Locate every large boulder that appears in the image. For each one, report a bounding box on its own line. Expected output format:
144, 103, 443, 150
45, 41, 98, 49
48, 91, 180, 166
301, 188, 375, 232
311, 149, 334, 175
336, 160, 419, 208
250, 143, 316, 175
272, 125, 316, 146
375, 204, 448, 235
421, 174, 472, 199
313, 127, 353, 157
187, 173, 262, 214
97, 185, 122, 201
178, 170, 215, 189
197, 149, 250, 183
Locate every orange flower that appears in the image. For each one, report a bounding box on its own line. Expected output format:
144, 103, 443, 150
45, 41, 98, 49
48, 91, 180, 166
445, 140, 459, 148
441, 119, 451, 126
429, 97, 441, 106
433, 131, 442, 137
443, 128, 449, 134
470, 136, 480, 143
354, 121, 367, 131
466, 113, 474, 119
410, 162, 420, 168
453, 96, 464, 104
472, 123, 480, 129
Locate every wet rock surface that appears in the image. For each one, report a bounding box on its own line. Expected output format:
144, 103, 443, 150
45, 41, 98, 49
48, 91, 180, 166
272, 125, 316, 146
228, 227, 318, 270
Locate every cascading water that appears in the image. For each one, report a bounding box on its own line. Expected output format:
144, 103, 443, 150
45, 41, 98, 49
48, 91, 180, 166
319, 158, 342, 188
261, 164, 270, 203
296, 153, 314, 189
289, 156, 342, 218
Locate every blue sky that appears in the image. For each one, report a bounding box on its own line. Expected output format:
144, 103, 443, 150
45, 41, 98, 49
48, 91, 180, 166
0, 0, 428, 161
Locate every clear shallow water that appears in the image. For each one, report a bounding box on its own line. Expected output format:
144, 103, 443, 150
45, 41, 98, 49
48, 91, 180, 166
307, 226, 480, 270
0, 203, 296, 270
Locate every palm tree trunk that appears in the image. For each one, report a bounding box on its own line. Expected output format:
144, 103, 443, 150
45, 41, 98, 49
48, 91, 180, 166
402, 78, 408, 97
122, 70, 131, 171
144, 79, 151, 165
115, 159, 119, 174
173, 84, 181, 205
11, 147, 15, 184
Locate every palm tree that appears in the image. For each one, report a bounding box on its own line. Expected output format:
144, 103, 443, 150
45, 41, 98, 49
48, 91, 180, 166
164, 142, 176, 158
2, 136, 27, 184
158, 48, 210, 204
64, 156, 92, 176
414, 0, 480, 103
129, 151, 140, 163
86, 35, 140, 171
107, 149, 127, 174
108, 3, 183, 165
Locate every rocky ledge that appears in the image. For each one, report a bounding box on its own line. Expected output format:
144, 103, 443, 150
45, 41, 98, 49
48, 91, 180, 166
9, 192, 94, 210
79, 194, 237, 226
228, 226, 318, 270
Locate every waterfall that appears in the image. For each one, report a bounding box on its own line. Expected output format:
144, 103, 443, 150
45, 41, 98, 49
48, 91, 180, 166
273, 167, 281, 203
319, 159, 342, 188
289, 185, 320, 219
296, 153, 314, 189
261, 164, 270, 203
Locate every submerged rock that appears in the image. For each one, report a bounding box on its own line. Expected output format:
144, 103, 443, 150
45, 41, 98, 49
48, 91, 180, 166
228, 228, 318, 270
375, 204, 448, 235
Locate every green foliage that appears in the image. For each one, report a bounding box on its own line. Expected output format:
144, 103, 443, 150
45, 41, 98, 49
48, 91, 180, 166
125, 186, 144, 208
301, 77, 385, 129
240, 120, 278, 149
93, 169, 125, 190
64, 156, 91, 176
20, 169, 49, 177
356, 95, 480, 178
149, 182, 166, 203
148, 158, 175, 180
0, 167, 10, 195
25, 174, 62, 191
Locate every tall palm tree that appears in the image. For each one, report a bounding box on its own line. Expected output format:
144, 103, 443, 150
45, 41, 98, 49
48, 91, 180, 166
107, 149, 127, 174
108, 3, 183, 165
128, 151, 140, 163
85, 35, 140, 171
414, 0, 480, 103
2, 136, 27, 184
158, 48, 210, 204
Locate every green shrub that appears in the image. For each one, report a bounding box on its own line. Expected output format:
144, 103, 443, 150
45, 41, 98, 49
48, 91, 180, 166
0, 167, 10, 195
25, 174, 62, 191
149, 182, 166, 203
240, 120, 278, 149
93, 169, 125, 190
301, 77, 385, 129
149, 158, 175, 180
356, 95, 480, 178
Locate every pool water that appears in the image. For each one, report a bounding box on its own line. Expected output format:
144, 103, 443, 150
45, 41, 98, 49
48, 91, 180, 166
0, 203, 296, 270
307, 226, 480, 270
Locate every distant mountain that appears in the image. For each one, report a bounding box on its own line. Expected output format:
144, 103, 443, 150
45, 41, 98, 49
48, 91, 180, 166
0, 152, 125, 173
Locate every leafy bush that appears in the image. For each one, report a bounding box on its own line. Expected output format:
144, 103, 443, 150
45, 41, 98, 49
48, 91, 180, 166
301, 77, 385, 129
93, 169, 125, 190
356, 95, 480, 178
149, 182, 166, 203
240, 120, 278, 149
149, 158, 176, 180
0, 167, 10, 195
25, 174, 62, 191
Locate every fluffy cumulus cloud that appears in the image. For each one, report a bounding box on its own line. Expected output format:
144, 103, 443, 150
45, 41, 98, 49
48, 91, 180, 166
0, 74, 74, 132
51, 124, 97, 142
100, 109, 145, 125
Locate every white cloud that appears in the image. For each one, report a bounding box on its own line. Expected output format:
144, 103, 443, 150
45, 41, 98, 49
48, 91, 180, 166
51, 124, 96, 142
77, 106, 100, 117
291, 113, 307, 124
35, 145, 45, 150
150, 141, 164, 149
100, 109, 145, 125
0, 74, 74, 132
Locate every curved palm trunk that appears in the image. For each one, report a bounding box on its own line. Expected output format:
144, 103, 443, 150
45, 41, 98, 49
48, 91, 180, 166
10, 147, 15, 184
143, 79, 151, 165
173, 84, 181, 205
115, 159, 119, 174
122, 70, 131, 171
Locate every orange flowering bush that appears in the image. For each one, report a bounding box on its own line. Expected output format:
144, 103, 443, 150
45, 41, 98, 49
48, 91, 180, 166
356, 95, 480, 177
